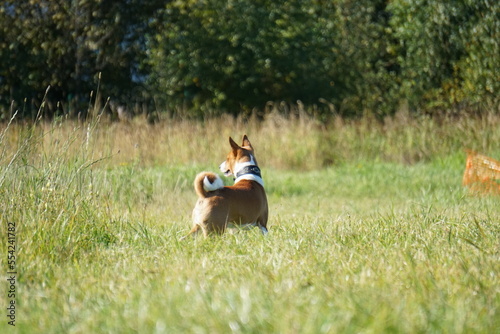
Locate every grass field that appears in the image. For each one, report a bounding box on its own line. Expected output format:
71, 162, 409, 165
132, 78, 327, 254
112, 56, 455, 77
1, 112, 499, 333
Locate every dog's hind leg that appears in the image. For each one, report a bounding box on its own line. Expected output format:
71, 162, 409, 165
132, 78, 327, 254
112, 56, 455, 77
179, 224, 202, 240
257, 210, 269, 236
256, 219, 268, 236
204, 221, 226, 236
258, 224, 268, 235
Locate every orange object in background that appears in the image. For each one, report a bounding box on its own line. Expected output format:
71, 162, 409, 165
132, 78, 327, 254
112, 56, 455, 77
463, 150, 500, 195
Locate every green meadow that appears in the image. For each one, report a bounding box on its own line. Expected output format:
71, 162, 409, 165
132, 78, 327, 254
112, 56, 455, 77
0, 113, 499, 333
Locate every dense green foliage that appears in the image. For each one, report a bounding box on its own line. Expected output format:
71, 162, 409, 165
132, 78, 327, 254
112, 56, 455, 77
0, 0, 164, 117
0, 0, 498, 118
389, 0, 500, 111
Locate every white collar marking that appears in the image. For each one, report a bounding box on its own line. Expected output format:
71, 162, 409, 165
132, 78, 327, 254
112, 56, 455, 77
233, 155, 265, 187
235, 174, 265, 187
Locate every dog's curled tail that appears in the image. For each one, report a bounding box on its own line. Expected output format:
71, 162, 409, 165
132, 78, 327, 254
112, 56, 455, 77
194, 172, 224, 198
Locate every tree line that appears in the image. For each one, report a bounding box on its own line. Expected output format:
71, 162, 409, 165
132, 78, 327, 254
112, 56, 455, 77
0, 0, 498, 120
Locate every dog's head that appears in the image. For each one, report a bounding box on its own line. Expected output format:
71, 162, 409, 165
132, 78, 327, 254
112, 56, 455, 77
219, 135, 258, 177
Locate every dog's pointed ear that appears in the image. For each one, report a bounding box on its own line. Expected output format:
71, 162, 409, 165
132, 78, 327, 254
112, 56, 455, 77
242, 135, 252, 149
229, 137, 240, 151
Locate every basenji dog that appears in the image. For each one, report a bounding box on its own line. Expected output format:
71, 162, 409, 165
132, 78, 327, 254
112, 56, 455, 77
182, 135, 268, 238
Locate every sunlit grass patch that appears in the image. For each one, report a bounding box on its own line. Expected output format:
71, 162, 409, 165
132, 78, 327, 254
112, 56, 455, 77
0, 113, 499, 333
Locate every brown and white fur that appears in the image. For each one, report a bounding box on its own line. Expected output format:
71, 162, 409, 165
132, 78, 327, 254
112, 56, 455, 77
182, 135, 268, 238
